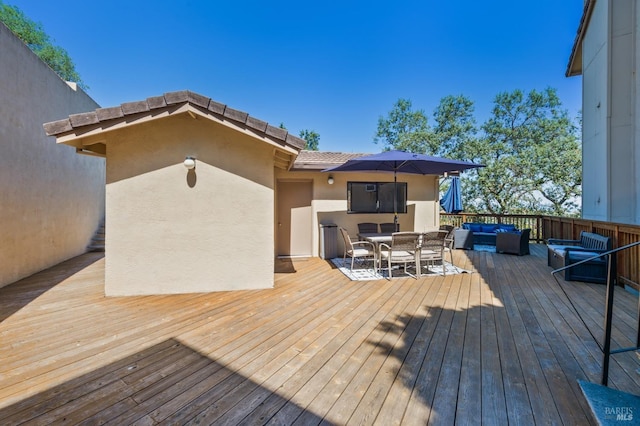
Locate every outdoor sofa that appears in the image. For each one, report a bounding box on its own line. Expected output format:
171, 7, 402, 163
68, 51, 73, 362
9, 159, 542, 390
547, 231, 612, 284
454, 222, 520, 248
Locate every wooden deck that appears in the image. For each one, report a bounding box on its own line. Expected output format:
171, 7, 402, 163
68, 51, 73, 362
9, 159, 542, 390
1, 245, 639, 425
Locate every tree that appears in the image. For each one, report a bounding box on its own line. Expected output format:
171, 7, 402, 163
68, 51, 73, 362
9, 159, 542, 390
374, 90, 581, 216
432, 95, 477, 159
299, 129, 320, 151
374, 99, 437, 154
0, 2, 87, 89
462, 88, 581, 215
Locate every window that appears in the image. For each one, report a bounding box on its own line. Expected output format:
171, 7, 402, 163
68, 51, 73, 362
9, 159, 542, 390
347, 182, 407, 214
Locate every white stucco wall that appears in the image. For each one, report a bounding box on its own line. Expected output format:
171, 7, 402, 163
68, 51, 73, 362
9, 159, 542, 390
581, 0, 610, 221
0, 23, 105, 288
581, 0, 639, 224
635, 1, 640, 224
608, 0, 635, 224
104, 114, 275, 295
276, 169, 439, 257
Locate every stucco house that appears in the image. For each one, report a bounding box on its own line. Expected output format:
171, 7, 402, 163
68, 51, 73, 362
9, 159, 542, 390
44, 91, 443, 295
0, 22, 105, 289
567, 0, 640, 225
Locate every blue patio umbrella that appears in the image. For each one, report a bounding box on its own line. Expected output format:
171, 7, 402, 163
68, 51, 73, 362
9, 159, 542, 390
324, 150, 482, 226
440, 176, 464, 213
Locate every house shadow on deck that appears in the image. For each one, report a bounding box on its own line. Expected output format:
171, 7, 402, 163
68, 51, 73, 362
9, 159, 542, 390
0, 252, 104, 324
0, 338, 324, 424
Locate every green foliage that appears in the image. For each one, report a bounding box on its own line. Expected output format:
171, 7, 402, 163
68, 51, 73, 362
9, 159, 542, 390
0, 2, 87, 89
374, 99, 437, 154
464, 88, 581, 215
299, 129, 320, 151
375, 89, 582, 216
432, 95, 477, 159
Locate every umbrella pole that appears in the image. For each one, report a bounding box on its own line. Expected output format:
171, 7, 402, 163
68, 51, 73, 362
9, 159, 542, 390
393, 171, 398, 230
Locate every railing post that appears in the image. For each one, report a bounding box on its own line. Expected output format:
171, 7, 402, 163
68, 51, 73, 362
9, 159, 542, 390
601, 253, 617, 386
637, 292, 640, 349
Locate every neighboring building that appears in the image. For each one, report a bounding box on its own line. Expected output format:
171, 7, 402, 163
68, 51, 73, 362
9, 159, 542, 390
567, 0, 639, 224
44, 91, 442, 295
0, 22, 105, 289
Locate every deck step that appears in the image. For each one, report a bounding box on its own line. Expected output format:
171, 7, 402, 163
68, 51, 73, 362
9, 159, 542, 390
579, 380, 640, 425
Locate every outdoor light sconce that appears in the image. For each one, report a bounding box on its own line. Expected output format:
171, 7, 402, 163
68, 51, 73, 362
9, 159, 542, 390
184, 156, 196, 170
327, 176, 334, 185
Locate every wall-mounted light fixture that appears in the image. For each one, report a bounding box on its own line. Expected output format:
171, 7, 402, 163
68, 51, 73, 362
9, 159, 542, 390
184, 156, 196, 170
327, 176, 334, 185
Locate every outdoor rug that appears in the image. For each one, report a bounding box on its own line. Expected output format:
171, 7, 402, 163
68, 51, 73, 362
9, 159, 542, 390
330, 258, 384, 281
330, 258, 472, 281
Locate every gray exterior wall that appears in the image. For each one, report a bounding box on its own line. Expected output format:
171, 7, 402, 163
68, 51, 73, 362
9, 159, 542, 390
581, 0, 638, 224
0, 22, 105, 288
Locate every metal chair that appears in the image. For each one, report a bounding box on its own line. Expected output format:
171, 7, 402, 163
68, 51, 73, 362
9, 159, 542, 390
380, 223, 399, 233
420, 230, 448, 275
439, 225, 456, 265
379, 232, 421, 279
357, 222, 379, 235
339, 227, 377, 271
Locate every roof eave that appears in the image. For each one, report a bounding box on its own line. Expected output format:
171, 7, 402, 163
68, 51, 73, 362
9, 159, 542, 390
566, 0, 596, 77
43, 90, 307, 155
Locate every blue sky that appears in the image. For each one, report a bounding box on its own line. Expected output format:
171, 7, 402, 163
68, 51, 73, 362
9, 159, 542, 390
8, 0, 584, 153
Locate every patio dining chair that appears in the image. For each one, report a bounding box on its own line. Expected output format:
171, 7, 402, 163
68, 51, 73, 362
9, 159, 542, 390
419, 230, 448, 275
380, 222, 399, 233
357, 222, 379, 235
379, 232, 421, 279
439, 224, 456, 265
339, 227, 377, 271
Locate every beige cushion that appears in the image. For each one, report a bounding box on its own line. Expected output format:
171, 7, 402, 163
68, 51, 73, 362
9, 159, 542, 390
380, 250, 414, 262
350, 248, 373, 257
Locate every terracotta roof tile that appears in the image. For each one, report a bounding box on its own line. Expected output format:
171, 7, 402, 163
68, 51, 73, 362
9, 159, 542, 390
265, 125, 287, 140
223, 106, 248, 123
286, 134, 307, 150
186, 92, 210, 108
246, 116, 268, 133
96, 106, 124, 121
43, 118, 72, 135
69, 112, 99, 127
164, 91, 190, 104
292, 150, 368, 170
42, 90, 307, 152
147, 96, 167, 109
207, 100, 225, 115
121, 101, 150, 115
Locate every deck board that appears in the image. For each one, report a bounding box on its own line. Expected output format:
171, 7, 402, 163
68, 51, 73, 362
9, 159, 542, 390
1, 246, 639, 424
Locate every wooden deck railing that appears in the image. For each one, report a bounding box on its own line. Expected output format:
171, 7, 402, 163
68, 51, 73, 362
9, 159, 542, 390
440, 213, 640, 289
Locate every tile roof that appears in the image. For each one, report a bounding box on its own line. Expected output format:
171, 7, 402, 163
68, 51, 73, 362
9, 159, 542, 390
43, 90, 307, 151
291, 150, 369, 170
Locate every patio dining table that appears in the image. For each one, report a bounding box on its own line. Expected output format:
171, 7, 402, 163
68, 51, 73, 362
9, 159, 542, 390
357, 232, 393, 245
358, 232, 422, 277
